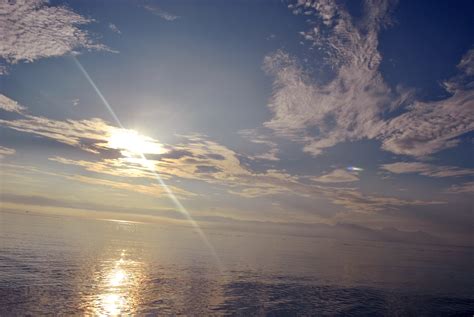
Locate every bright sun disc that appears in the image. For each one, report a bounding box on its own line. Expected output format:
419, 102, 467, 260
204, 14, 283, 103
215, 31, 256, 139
107, 129, 164, 156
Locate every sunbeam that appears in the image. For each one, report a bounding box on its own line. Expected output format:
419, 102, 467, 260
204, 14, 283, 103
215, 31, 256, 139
73, 57, 223, 272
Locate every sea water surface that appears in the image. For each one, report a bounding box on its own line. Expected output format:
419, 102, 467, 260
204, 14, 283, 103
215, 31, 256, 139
0, 211, 473, 316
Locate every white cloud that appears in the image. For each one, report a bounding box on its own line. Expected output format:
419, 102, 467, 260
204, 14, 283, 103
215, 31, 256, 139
142, 3, 179, 21
263, 0, 399, 156
0, 0, 108, 69
262, 0, 474, 158
0, 115, 114, 153
380, 89, 474, 157
381, 162, 474, 178
108, 23, 121, 34
0, 94, 26, 113
458, 48, 474, 76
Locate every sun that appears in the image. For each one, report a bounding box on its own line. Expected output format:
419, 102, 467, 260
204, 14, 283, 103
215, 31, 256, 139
107, 128, 165, 156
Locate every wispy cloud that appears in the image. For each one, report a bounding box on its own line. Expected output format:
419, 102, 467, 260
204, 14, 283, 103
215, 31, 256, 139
0, 192, 185, 220
0, 0, 109, 73
238, 129, 280, 161
0, 115, 114, 153
380, 88, 474, 157
0, 146, 15, 159
0, 95, 446, 219
381, 162, 474, 178
141, 3, 179, 21
0, 94, 26, 113
262, 0, 474, 158
311, 169, 359, 183
0, 95, 165, 157
263, 0, 397, 155
445, 181, 474, 194
108, 23, 121, 34
326, 187, 445, 214
66, 174, 195, 199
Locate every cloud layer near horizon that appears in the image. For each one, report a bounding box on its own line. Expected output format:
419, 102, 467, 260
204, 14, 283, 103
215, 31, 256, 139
0, 93, 444, 221
381, 162, 474, 178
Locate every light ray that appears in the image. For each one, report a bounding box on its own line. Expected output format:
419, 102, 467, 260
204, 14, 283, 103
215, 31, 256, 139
73, 57, 223, 272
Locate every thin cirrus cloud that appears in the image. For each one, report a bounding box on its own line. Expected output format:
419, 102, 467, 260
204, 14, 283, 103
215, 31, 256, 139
381, 162, 474, 178
445, 182, 474, 194
262, 0, 474, 158
0, 94, 292, 198
108, 23, 121, 34
325, 187, 444, 214
238, 129, 280, 161
141, 3, 179, 21
0, 146, 15, 159
0, 94, 26, 113
0, 0, 109, 73
0, 94, 162, 157
310, 169, 359, 183
0, 101, 114, 154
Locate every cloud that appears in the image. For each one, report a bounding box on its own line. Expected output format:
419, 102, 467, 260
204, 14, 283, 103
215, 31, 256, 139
0, 192, 451, 245
381, 162, 474, 178
142, 3, 179, 21
66, 174, 195, 199
445, 181, 474, 194
380, 89, 474, 157
0, 192, 184, 219
0, 104, 289, 198
238, 128, 280, 161
0, 146, 15, 158
0, 98, 167, 157
1, 95, 444, 217
0, 94, 26, 113
0, 0, 109, 72
262, 0, 474, 158
108, 23, 121, 34
0, 115, 114, 153
326, 187, 444, 214
262, 0, 397, 156
457, 48, 474, 77
49, 156, 160, 180
311, 169, 359, 183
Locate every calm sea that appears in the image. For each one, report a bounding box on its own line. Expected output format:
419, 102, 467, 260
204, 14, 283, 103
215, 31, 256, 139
0, 211, 473, 316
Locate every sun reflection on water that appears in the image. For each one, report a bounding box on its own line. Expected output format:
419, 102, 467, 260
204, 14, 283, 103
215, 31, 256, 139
88, 249, 145, 316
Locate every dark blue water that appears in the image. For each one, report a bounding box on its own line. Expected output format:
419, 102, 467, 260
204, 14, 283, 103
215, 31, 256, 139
1, 211, 473, 316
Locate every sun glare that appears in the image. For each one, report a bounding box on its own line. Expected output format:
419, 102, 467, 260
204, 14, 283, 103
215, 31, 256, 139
107, 129, 165, 156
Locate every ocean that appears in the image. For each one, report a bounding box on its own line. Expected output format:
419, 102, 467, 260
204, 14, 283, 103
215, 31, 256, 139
0, 211, 473, 316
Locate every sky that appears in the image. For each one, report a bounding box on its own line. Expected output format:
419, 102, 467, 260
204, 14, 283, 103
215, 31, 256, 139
0, 0, 473, 245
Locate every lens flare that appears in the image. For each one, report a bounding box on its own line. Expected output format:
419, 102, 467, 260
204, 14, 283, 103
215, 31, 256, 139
73, 57, 223, 272
347, 166, 364, 172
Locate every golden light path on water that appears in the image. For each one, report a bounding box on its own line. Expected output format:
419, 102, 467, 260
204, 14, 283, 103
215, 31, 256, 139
72, 57, 224, 274
91, 248, 143, 316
